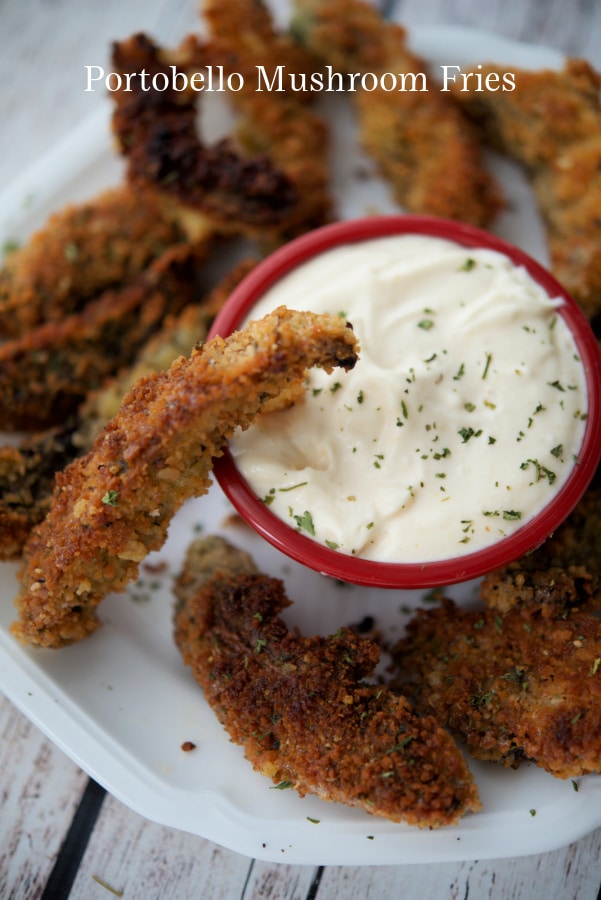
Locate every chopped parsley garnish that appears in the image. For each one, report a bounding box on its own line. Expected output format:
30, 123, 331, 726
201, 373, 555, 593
101, 490, 119, 506
292, 510, 315, 535
458, 426, 478, 443
2, 238, 20, 256
520, 459, 556, 485
482, 353, 492, 379
386, 736, 414, 753
470, 690, 494, 707
63, 242, 79, 261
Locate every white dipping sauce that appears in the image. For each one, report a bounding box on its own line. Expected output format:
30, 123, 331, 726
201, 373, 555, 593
230, 235, 588, 562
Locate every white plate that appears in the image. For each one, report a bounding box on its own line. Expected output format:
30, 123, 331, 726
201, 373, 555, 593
1, 25, 600, 866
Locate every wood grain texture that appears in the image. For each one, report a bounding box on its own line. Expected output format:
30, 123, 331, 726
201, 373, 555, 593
67, 792, 253, 900
0, 698, 89, 899
1, 0, 601, 897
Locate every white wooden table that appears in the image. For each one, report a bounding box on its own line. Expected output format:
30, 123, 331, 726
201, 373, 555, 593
1, 1, 601, 897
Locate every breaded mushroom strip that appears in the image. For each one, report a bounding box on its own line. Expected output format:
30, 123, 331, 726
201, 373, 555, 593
392, 597, 601, 778
12, 307, 358, 648
72, 258, 258, 452
201, 0, 317, 96
450, 59, 601, 319
202, 0, 332, 238
480, 463, 601, 614
0, 185, 188, 339
0, 260, 256, 560
174, 536, 480, 827
0, 245, 200, 431
111, 33, 299, 240
292, 0, 501, 226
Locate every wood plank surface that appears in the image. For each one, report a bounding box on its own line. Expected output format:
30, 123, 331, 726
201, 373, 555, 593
1, 0, 601, 897
0, 698, 89, 899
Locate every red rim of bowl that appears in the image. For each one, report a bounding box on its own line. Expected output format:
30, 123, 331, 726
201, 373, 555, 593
209, 215, 601, 588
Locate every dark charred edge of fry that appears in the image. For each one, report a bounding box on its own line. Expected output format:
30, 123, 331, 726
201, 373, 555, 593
110, 33, 299, 233
173, 535, 480, 827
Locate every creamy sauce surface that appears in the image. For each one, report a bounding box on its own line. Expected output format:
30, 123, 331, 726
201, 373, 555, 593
230, 235, 588, 562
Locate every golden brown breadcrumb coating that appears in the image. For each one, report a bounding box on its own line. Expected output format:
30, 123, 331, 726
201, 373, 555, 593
0, 424, 80, 561
12, 307, 358, 648
392, 596, 601, 778
292, 0, 501, 226
450, 59, 601, 319
72, 257, 258, 453
202, 0, 317, 98
0, 185, 188, 339
173, 535, 480, 827
202, 0, 332, 239
480, 463, 601, 614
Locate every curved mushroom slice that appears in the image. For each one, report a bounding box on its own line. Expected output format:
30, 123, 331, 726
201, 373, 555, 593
450, 59, 601, 319
12, 307, 358, 648
292, 0, 501, 227
202, 0, 332, 239
173, 535, 480, 828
